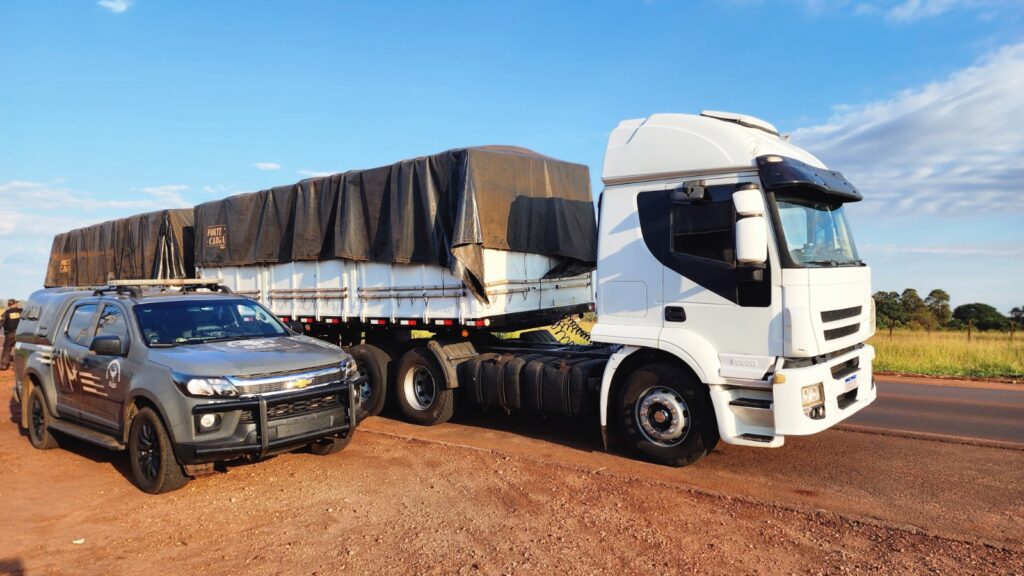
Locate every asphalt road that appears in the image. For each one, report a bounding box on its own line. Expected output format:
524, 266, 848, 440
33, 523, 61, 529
846, 378, 1024, 444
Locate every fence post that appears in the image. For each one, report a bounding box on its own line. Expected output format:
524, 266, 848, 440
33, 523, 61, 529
967, 319, 973, 342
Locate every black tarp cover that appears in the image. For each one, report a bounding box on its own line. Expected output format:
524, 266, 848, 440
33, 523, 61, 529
45, 209, 195, 287
194, 147, 597, 302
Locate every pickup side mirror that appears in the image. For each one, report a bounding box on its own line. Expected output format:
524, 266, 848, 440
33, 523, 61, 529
90, 334, 126, 357
734, 187, 769, 266
287, 321, 306, 334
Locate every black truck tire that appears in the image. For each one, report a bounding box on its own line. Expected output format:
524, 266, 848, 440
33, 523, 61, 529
348, 344, 387, 420
128, 407, 190, 494
309, 431, 353, 455
394, 347, 454, 426
617, 362, 719, 467
27, 386, 59, 450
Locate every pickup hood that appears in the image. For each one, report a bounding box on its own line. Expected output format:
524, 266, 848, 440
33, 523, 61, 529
782, 266, 873, 357
146, 335, 347, 377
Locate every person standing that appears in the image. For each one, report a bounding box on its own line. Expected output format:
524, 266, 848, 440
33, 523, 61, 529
1, 299, 22, 370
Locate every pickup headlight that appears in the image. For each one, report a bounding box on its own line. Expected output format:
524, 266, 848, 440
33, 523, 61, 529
177, 376, 239, 397
340, 357, 359, 382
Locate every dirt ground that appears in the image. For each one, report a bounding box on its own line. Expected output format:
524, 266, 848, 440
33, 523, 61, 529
1, 371, 1022, 575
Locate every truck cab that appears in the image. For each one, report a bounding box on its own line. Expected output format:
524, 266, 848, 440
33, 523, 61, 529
14, 283, 360, 493
593, 111, 876, 458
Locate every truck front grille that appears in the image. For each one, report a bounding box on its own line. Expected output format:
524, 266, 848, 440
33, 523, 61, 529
821, 306, 861, 322
824, 323, 860, 341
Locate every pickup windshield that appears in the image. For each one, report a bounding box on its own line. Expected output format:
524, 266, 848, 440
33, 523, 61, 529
775, 193, 861, 267
134, 299, 287, 347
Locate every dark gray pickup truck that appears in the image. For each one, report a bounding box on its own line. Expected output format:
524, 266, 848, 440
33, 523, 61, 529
13, 284, 359, 493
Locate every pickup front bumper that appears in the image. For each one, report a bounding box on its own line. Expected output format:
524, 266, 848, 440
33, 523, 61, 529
174, 382, 357, 465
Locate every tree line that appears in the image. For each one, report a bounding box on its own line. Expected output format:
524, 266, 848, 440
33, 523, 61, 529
873, 289, 1023, 332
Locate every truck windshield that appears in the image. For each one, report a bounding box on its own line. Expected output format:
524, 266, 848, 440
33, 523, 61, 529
134, 299, 288, 346
775, 193, 861, 267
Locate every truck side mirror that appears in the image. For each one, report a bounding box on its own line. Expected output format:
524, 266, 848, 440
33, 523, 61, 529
90, 334, 126, 357
736, 217, 768, 265
733, 187, 768, 266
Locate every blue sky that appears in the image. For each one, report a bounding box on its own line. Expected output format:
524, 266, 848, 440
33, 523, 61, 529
1, 0, 1022, 312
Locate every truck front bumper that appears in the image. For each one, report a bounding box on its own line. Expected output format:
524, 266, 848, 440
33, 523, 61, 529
174, 382, 357, 465
710, 344, 876, 447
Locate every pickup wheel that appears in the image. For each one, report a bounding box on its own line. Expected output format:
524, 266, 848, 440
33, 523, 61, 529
309, 432, 353, 456
128, 408, 189, 494
348, 345, 387, 420
27, 387, 59, 450
617, 363, 719, 467
395, 347, 454, 426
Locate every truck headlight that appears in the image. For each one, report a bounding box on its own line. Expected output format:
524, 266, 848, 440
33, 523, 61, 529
184, 377, 239, 397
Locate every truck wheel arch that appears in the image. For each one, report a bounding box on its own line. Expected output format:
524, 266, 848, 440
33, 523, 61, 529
123, 393, 168, 444
598, 346, 710, 449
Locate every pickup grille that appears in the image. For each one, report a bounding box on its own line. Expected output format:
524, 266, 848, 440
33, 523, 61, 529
824, 323, 860, 341
239, 394, 343, 423
232, 365, 341, 396
821, 306, 861, 322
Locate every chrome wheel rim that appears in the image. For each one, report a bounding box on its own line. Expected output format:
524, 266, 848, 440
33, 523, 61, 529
403, 366, 436, 411
356, 361, 372, 405
635, 386, 689, 447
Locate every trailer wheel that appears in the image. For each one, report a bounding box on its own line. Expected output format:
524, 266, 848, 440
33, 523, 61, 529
617, 362, 719, 467
395, 347, 454, 426
347, 345, 388, 420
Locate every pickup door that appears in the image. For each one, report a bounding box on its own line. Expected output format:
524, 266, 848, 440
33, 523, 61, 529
76, 302, 131, 430
53, 301, 100, 419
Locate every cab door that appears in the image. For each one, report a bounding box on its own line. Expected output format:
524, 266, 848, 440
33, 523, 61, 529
77, 302, 131, 431
52, 300, 100, 418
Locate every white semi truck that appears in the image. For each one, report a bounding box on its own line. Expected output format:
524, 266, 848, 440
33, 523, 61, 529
49, 111, 877, 467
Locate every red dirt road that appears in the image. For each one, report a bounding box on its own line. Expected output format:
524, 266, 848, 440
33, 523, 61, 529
1, 371, 1022, 575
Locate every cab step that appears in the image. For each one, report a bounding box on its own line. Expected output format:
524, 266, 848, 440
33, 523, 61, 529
48, 420, 125, 450
738, 433, 775, 443
729, 398, 772, 410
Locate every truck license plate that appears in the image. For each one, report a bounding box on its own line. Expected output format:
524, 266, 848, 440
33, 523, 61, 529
276, 414, 332, 439
843, 374, 859, 392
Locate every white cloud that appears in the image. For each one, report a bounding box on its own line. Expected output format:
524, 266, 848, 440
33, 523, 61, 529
792, 42, 1024, 216
297, 169, 335, 178
879, 0, 1016, 22
253, 162, 282, 171
97, 0, 132, 13
135, 184, 191, 208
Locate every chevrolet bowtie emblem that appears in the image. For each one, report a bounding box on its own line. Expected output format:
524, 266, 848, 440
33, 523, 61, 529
287, 377, 313, 390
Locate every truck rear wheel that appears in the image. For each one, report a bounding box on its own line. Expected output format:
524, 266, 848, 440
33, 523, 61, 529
27, 387, 59, 450
617, 362, 719, 467
348, 344, 387, 420
395, 347, 454, 426
128, 407, 190, 494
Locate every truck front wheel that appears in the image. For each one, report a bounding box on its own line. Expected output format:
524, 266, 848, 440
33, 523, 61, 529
617, 363, 719, 467
128, 408, 190, 494
395, 347, 454, 426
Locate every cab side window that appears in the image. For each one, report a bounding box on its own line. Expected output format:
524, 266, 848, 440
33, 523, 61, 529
671, 197, 735, 263
66, 304, 98, 347
96, 305, 128, 340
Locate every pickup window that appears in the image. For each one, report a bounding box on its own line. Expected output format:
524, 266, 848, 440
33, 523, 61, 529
97, 304, 129, 340
66, 304, 98, 347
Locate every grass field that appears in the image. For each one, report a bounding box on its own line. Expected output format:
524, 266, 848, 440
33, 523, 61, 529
869, 329, 1024, 378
